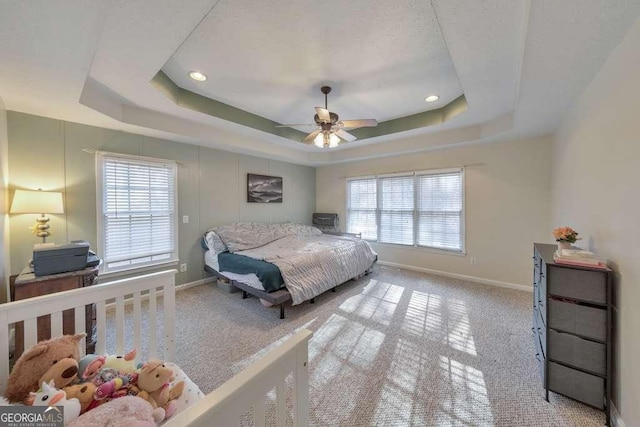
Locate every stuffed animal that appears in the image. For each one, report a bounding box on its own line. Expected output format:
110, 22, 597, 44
102, 349, 137, 374
63, 382, 100, 414
136, 359, 185, 420
68, 396, 157, 427
4, 334, 85, 403
28, 380, 81, 425
77, 355, 106, 382
93, 372, 137, 401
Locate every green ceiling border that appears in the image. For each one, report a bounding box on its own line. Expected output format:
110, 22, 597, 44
151, 71, 467, 143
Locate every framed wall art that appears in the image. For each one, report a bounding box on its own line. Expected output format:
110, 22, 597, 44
247, 173, 283, 203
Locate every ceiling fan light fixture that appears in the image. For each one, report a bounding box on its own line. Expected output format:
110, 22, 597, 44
188, 71, 207, 82
425, 95, 440, 103
329, 133, 340, 148
314, 132, 340, 148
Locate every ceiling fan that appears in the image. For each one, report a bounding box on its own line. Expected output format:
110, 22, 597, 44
277, 86, 377, 148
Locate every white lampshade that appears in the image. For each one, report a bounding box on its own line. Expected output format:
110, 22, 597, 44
10, 190, 64, 214
329, 133, 340, 148
314, 132, 341, 148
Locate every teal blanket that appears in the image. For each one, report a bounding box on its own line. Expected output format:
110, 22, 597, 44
217, 252, 284, 293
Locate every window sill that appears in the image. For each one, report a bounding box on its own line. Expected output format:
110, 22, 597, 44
99, 260, 179, 280
370, 242, 466, 257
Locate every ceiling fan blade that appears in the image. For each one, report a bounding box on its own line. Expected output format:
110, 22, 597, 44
335, 129, 357, 142
275, 124, 316, 127
340, 119, 378, 128
303, 129, 322, 143
315, 107, 331, 123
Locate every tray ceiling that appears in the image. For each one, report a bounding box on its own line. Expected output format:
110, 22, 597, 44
0, 0, 639, 165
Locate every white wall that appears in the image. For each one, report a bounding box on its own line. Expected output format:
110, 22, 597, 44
550, 16, 640, 424
316, 136, 552, 289
6, 112, 316, 286
0, 96, 9, 303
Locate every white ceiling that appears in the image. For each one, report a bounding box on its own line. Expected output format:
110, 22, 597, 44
0, 0, 639, 166
162, 0, 463, 125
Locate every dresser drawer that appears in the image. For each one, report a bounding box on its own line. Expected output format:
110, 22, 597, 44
548, 362, 604, 409
548, 330, 606, 375
534, 331, 545, 384
548, 267, 607, 303
537, 310, 546, 357
548, 299, 606, 341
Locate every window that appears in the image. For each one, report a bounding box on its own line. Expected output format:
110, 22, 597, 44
379, 174, 414, 245
346, 168, 464, 252
346, 177, 377, 240
416, 170, 463, 251
97, 153, 178, 273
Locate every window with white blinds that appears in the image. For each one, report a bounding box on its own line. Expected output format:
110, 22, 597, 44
417, 170, 463, 251
345, 168, 464, 252
379, 174, 414, 245
97, 153, 178, 273
346, 177, 377, 240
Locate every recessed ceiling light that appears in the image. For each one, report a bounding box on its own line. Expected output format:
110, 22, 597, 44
189, 71, 207, 82
425, 95, 440, 102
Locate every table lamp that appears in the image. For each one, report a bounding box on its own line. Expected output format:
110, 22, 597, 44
10, 189, 64, 243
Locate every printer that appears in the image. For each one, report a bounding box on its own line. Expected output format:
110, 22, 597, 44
33, 240, 100, 277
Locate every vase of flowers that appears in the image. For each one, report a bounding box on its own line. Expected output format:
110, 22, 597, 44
553, 226, 580, 252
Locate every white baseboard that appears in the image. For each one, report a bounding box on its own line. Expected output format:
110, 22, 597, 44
376, 260, 533, 293
176, 277, 215, 292
610, 401, 625, 427
106, 277, 214, 309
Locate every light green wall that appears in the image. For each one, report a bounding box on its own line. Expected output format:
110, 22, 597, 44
6, 111, 316, 285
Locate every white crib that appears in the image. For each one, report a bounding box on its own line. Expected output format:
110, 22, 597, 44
0, 270, 312, 426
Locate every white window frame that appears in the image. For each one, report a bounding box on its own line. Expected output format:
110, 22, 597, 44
346, 175, 378, 241
345, 168, 465, 254
96, 152, 179, 275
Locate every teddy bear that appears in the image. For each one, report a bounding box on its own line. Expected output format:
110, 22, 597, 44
64, 382, 100, 414
4, 334, 85, 403
135, 359, 185, 421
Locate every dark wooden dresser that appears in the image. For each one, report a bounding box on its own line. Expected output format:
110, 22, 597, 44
11, 265, 100, 359
533, 243, 612, 425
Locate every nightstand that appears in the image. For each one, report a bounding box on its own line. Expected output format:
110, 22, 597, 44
11, 265, 100, 359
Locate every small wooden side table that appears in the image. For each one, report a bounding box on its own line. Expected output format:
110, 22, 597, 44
12, 265, 100, 360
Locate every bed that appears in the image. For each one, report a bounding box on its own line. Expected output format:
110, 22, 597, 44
0, 270, 312, 426
203, 222, 377, 318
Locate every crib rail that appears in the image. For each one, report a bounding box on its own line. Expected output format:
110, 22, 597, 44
0, 269, 176, 394
165, 328, 313, 427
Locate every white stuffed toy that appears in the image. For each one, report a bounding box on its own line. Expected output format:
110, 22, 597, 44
28, 380, 81, 425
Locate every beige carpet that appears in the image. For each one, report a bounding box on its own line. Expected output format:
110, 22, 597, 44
108, 265, 605, 426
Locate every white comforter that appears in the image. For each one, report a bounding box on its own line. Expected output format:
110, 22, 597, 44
237, 234, 377, 305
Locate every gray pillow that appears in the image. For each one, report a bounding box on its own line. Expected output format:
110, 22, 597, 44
204, 230, 227, 254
